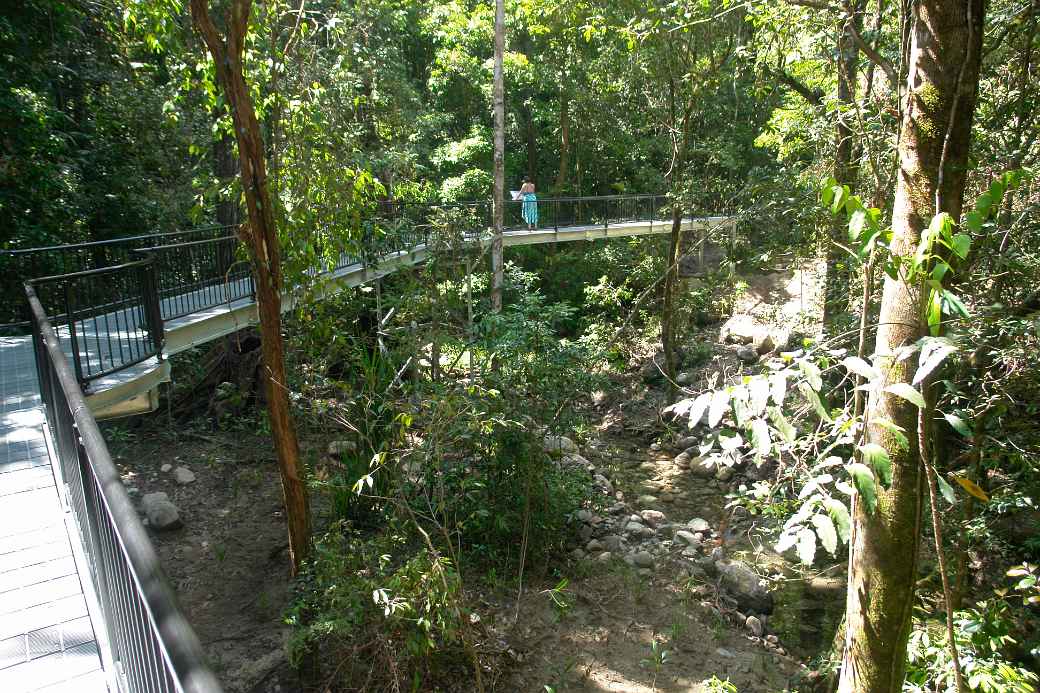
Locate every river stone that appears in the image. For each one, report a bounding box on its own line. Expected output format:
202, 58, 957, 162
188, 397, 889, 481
688, 456, 716, 479
674, 451, 692, 469
142, 492, 182, 531
688, 518, 710, 533
632, 551, 654, 568
543, 435, 579, 456
602, 534, 623, 552
715, 466, 734, 482
624, 521, 646, 534
597, 551, 613, 563
586, 539, 603, 553
594, 474, 614, 494
173, 467, 196, 485
716, 558, 774, 613
746, 615, 764, 637
160, 463, 172, 473
639, 510, 667, 527
675, 530, 701, 548
576, 509, 594, 523
326, 440, 356, 456
637, 495, 659, 507
736, 345, 759, 364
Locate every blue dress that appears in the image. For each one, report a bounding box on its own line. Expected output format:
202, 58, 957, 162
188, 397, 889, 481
522, 192, 538, 226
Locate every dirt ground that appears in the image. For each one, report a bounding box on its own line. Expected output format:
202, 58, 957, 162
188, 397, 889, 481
104, 259, 834, 692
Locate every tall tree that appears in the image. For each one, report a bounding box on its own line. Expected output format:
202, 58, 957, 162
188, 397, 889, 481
839, 0, 985, 689
189, 0, 312, 575
491, 0, 505, 312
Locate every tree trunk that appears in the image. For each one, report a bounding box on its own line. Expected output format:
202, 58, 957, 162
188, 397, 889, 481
491, 0, 505, 312
661, 205, 683, 398
554, 91, 570, 194
190, 0, 311, 576
823, 3, 863, 326
838, 0, 984, 690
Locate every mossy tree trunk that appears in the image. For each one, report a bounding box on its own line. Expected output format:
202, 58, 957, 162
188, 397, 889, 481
838, 0, 984, 690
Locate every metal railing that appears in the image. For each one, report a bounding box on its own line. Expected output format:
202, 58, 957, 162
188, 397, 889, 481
2, 226, 231, 328
27, 283, 222, 693
27, 257, 165, 387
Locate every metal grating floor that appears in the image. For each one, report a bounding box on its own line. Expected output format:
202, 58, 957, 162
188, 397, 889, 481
0, 336, 109, 692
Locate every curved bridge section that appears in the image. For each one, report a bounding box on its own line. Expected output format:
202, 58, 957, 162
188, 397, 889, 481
6, 195, 734, 419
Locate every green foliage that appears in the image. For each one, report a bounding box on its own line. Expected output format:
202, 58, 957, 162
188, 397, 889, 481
286, 525, 473, 688
905, 598, 1039, 693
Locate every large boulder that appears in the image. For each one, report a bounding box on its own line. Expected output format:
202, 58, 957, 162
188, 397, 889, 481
716, 558, 773, 613
720, 315, 775, 355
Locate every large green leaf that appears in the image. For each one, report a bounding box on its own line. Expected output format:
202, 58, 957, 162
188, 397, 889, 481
885, 382, 925, 409
846, 462, 878, 514
811, 513, 838, 556
823, 497, 851, 543
858, 442, 892, 487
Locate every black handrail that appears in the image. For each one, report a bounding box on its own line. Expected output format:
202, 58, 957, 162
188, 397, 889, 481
26, 283, 222, 693
27, 257, 165, 387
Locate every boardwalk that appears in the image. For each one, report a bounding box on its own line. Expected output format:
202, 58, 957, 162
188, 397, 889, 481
0, 337, 109, 692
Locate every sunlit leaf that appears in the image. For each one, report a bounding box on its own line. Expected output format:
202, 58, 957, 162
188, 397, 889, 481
796, 526, 817, 565
748, 377, 770, 416
954, 476, 989, 502
811, 514, 838, 555
823, 498, 851, 543
799, 381, 832, 421
914, 338, 957, 385
943, 412, 972, 438
686, 392, 713, 429
936, 472, 956, 504
751, 418, 771, 458
872, 417, 909, 452
708, 390, 729, 428
885, 382, 925, 409
770, 372, 788, 405
842, 356, 879, 381
799, 360, 822, 391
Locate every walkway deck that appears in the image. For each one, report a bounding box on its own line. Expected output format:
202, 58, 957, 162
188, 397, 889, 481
0, 337, 110, 692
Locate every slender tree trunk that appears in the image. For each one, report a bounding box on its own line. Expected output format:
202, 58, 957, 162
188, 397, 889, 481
491, 0, 505, 312
838, 0, 984, 690
661, 205, 683, 398
190, 0, 311, 576
823, 4, 863, 326
554, 91, 570, 193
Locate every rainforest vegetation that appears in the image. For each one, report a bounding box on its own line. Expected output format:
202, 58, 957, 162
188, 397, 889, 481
2, 0, 1039, 691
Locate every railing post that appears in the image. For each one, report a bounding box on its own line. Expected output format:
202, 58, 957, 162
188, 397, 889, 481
63, 278, 86, 386
141, 255, 165, 356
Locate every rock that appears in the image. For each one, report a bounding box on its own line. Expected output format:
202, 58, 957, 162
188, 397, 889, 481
715, 647, 736, 659
173, 467, 196, 485
160, 463, 172, 473
715, 466, 734, 482
697, 557, 719, 577
602, 535, 624, 552
676, 435, 699, 449
674, 451, 692, 469
737, 345, 759, 364
650, 442, 662, 451
720, 315, 774, 354
675, 530, 702, 548
597, 551, 613, 563
746, 458, 779, 482
593, 474, 614, 494
543, 435, 579, 456
629, 514, 644, 524
676, 371, 694, 386
688, 518, 711, 533
624, 521, 646, 535
561, 453, 591, 469
639, 510, 667, 527
746, 615, 764, 637
126, 487, 139, 496
766, 634, 779, 645
579, 525, 594, 542
688, 456, 717, 478
326, 440, 357, 456
682, 546, 700, 558
711, 546, 726, 562
716, 559, 774, 614
639, 462, 658, 473
660, 491, 675, 503
641, 359, 664, 384
637, 495, 659, 507
632, 551, 654, 568
576, 509, 594, 523
141, 492, 182, 531
570, 548, 586, 561
586, 539, 603, 553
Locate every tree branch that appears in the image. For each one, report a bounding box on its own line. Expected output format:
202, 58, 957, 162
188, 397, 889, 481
847, 15, 897, 85
768, 66, 824, 105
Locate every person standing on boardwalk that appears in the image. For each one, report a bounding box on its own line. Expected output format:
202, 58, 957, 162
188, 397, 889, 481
520, 177, 538, 230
